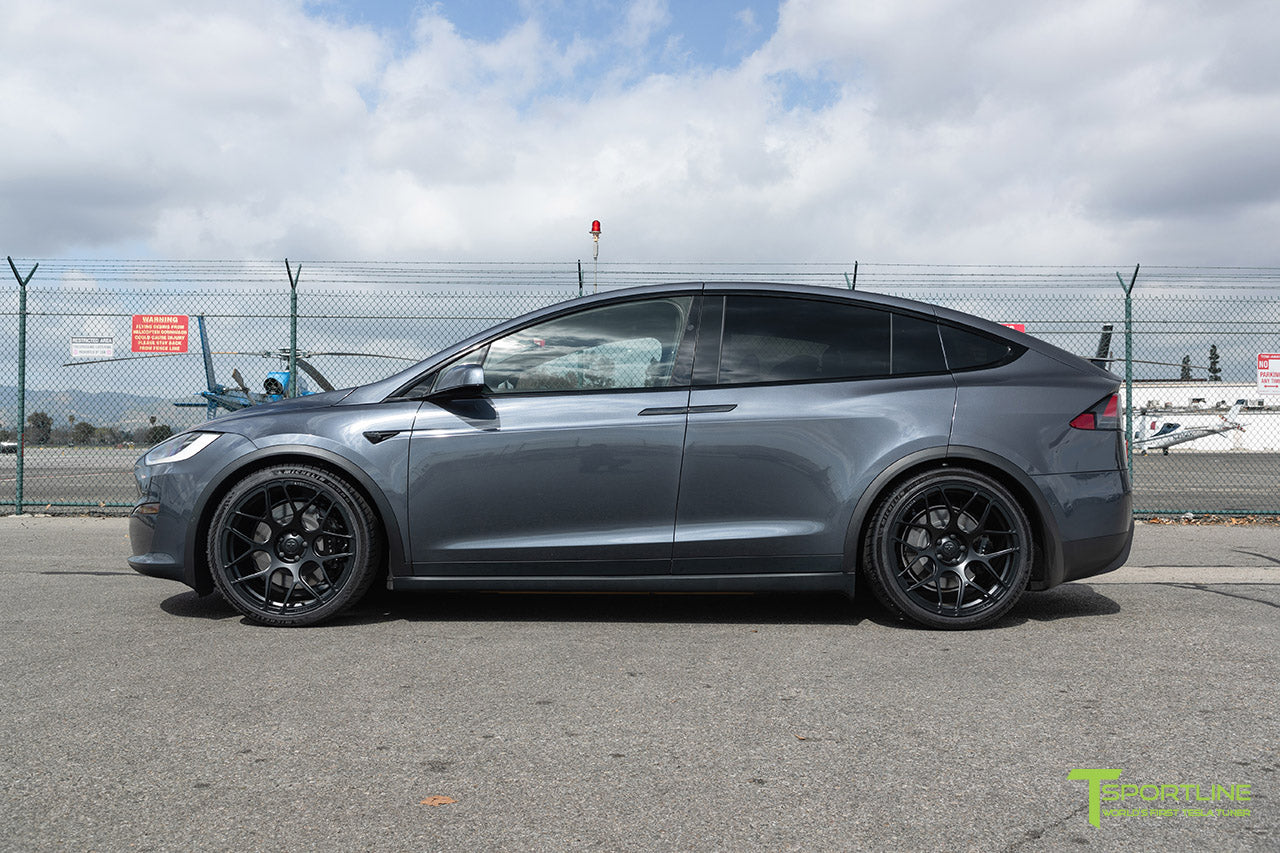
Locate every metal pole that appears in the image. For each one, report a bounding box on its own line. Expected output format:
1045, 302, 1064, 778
285, 259, 301, 397
577, 259, 584, 297
1116, 264, 1139, 481
845, 261, 858, 290
8, 257, 38, 514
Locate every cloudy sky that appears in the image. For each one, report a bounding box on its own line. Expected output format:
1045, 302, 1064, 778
2, 0, 1278, 265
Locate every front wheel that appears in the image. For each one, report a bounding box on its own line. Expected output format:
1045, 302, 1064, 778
863, 469, 1033, 629
207, 465, 382, 627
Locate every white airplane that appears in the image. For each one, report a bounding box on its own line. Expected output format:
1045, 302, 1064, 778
1133, 404, 1245, 455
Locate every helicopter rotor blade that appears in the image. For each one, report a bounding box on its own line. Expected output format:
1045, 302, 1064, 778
295, 358, 336, 392
299, 351, 420, 362
1093, 358, 1213, 370
231, 368, 251, 395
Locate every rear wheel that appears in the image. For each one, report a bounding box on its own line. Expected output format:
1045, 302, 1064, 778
863, 468, 1032, 629
208, 465, 381, 627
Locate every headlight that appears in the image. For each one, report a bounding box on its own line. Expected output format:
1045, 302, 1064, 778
143, 431, 221, 465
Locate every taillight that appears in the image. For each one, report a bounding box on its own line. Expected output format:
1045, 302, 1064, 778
1071, 394, 1120, 430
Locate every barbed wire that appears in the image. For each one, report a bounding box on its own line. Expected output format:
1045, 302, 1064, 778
7, 259, 1279, 288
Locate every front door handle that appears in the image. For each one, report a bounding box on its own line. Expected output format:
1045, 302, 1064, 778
637, 404, 737, 417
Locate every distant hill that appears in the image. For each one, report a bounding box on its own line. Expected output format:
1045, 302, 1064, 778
0, 385, 205, 431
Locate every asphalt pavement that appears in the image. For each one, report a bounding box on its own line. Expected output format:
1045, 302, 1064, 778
0, 516, 1276, 852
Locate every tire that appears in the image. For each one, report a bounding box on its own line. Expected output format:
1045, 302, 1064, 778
207, 465, 382, 627
862, 468, 1033, 630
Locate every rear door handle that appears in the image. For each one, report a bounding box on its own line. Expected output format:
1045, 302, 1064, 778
688, 404, 736, 414
637, 406, 688, 416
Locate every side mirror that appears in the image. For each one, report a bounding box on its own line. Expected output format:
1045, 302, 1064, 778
433, 363, 486, 395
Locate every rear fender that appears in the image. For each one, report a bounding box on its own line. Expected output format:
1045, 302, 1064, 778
843, 446, 1064, 588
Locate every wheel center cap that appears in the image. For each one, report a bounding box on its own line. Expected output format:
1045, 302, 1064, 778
277, 532, 306, 561
937, 537, 966, 564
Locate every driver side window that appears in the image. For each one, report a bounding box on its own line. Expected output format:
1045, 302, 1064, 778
444, 296, 695, 395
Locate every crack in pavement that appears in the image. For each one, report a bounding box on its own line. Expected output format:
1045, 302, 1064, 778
1232, 549, 1280, 567
1164, 582, 1280, 609
1002, 802, 1090, 852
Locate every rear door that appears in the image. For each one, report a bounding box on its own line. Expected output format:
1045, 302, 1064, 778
673, 291, 956, 574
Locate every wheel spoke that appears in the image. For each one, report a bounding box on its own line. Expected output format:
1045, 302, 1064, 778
297, 576, 324, 602
232, 508, 266, 526
891, 534, 926, 553
967, 559, 1011, 589
229, 527, 262, 548
277, 575, 296, 612
229, 565, 274, 585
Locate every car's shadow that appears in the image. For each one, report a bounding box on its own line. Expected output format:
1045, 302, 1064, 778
160, 582, 1120, 629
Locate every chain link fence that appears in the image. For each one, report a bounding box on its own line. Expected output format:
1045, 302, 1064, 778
3, 259, 1279, 515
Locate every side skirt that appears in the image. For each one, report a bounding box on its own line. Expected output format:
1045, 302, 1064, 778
389, 572, 855, 596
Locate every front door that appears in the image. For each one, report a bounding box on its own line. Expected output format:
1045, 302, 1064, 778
407, 294, 698, 575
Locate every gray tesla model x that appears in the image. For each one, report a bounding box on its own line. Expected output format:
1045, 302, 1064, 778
129, 283, 1133, 629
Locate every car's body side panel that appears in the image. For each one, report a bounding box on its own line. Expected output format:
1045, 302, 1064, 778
406, 389, 691, 574
949, 351, 1122, 476
673, 376, 957, 572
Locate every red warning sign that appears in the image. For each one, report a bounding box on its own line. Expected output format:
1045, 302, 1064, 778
131, 315, 189, 353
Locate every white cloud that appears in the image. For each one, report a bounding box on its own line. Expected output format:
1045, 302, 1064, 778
0, 0, 1278, 264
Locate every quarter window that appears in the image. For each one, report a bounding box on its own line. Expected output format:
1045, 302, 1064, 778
940, 325, 1018, 371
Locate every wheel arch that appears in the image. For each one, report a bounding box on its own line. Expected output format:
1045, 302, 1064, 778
844, 446, 1064, 589
183, 445, 407, 596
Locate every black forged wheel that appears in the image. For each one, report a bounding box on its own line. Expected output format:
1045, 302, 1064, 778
863, 469, 1033, 630
207, 465, 382, 627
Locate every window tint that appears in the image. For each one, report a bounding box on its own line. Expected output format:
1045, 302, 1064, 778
891, 313, 946, 375
479, 297, 694, 393
940, 324, 1017, 370
718, 296, 891, 384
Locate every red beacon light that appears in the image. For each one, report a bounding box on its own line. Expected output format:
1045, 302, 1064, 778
590, 220, 601, 237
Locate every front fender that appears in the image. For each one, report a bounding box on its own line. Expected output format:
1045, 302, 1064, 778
183, 444, 409, 595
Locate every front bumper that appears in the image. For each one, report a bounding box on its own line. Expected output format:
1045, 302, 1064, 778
127, 432, 258, 594
128, 502, 187, 584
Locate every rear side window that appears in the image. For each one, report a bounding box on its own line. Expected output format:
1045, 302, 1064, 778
891, 313, 946, 375
717, 295, 892, 384
940, 324, 1019, 370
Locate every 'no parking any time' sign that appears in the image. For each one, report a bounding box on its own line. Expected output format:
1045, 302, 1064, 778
1258, 353, 1280, 397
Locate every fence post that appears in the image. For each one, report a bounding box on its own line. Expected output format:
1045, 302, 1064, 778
7, 257, 38, 514
285, 259, 301, 397
845, 261, 858, 290
1116, 264, 1140, 481
577, 259, 584, 297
